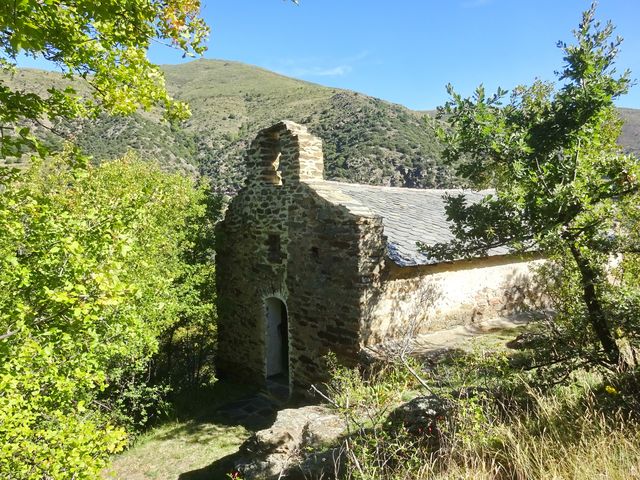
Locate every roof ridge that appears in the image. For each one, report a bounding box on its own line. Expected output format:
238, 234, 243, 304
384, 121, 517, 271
322, 180, 490, 194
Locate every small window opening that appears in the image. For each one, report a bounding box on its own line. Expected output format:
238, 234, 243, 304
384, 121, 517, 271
267, 234, 282, 262
264, 132, 283, 186
272, 152, 283, 185
310, 246, 320, 262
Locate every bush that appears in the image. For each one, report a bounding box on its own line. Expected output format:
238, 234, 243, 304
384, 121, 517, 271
324, 352, 640, 480
0, 150, 216, 478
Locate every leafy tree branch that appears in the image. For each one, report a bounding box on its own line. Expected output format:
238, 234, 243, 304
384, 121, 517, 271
424, 2, 640, 372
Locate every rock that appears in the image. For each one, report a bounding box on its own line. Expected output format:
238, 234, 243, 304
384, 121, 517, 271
302, 411, 345, 448
506, 331, 546, 350
387, 394, 452, 436
236, 405, 345, 480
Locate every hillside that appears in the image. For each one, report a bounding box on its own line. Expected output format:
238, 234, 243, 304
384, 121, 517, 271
3, 59, 640, 192
0, 60, 453, 191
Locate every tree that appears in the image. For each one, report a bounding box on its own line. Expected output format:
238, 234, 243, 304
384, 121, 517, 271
425, 3, 640, 373
0, 152, 215, 478
0, 0, 209, 157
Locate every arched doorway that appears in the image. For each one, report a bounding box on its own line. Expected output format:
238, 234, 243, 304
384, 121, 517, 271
265, 297, 289, 380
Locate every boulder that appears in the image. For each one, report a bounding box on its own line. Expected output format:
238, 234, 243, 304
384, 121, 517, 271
387, 394, 452, 437
236, 405, 345, 480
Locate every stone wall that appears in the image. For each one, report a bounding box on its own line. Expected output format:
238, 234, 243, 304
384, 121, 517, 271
284, 185, 384, 389
216, 121, 385, 390
216, 122, 296, 385
361, 255, 547, 346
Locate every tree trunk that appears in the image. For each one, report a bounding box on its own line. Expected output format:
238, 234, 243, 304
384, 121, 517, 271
569, 244, 624, 368
165, 327, 176, 381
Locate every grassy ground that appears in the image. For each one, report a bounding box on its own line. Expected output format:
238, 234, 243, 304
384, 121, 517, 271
104, 421, 248, 480
103, 382, 254, 480
420, 378, 640, 480
330, 325, 640, 480
102, 325, 533, 479
105, 324, 640, 480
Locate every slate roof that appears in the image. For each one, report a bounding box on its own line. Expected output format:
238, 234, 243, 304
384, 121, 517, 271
324, 181, 510, 267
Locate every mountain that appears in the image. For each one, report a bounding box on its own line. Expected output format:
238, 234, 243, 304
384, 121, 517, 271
3, 59, 640, 192
0, 60, 453, 191
160, 59, 451, 192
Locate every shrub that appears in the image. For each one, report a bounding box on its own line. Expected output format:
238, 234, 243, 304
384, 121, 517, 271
0, 150, 216, 478
325, 353, 640, 480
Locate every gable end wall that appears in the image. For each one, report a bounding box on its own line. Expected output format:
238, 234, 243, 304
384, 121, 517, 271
216, 122, 387, 390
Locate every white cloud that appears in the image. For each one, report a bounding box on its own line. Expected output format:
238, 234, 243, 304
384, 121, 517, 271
290, 65, 352, 77
271, 51, 369, 78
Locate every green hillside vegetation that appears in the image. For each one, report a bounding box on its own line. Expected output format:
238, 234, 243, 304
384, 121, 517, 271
0, 61, 456, 190
61, 114, 199, 175
3, 59, 639, 193
160, 60, 448, 191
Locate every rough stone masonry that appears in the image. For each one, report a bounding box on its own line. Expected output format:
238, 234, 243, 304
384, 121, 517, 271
216, 120, 546, 394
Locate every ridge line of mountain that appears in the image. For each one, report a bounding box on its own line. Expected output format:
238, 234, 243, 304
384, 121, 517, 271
2, 59, 638, 193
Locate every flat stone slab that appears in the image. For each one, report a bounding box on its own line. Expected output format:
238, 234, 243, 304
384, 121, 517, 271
214, 393, 283, 430
235, 405, 345, 480
212, 376, 294, 430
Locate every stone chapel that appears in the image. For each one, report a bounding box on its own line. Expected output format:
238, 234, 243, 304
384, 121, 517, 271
216, 120, 544, 394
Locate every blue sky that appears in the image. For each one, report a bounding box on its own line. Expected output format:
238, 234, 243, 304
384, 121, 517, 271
20, 0, 640, 110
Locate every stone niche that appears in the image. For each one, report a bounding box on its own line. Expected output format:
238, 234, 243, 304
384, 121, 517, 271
216, 120, 546, 395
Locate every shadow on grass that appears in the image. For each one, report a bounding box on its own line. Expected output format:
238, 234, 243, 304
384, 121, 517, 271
177, 450, 245, 480
169, 381, 320, 479
108, 380, 285, 480
152, 379, 282, 441
167, 381, 259, 422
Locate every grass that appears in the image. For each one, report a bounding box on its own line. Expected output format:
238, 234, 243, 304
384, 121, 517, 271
424, 379, 640, 480
103, 326, 640, 480
104, 421, 248, 480
327, 329, 640, 480
102, 382, 254, 480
